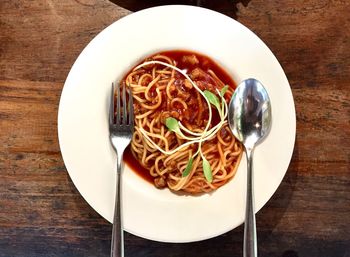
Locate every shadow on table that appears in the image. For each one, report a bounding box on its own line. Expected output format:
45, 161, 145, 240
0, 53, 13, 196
110, 0, 251, 19
282, 250, 299, 257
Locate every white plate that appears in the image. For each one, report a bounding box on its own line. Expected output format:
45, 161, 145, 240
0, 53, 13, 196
58, 5, 296, 243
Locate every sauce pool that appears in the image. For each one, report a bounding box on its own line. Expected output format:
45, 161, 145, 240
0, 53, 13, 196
123, 145, 154, 183
123, 50, 237, 184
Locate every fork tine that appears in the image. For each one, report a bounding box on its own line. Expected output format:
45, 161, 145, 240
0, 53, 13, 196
128, 86, 134, 126
122, 82, 127, 125
110, 83, 115, 125
116, 82, 121, 124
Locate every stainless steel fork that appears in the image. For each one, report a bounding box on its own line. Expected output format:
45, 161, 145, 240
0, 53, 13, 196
109, 82, 134, 257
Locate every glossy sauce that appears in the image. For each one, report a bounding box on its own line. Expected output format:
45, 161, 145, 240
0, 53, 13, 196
162, 50, 235, 87
123, 50, 236, 184
124, 145, 154, 183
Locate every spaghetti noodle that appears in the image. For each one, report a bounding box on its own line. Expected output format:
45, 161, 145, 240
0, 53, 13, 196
124, 51, 242, 194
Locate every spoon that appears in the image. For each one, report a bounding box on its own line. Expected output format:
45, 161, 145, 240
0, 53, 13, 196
228, 78, 272, 257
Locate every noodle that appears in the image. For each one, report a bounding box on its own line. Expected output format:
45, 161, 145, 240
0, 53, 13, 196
124, 51, 243, 194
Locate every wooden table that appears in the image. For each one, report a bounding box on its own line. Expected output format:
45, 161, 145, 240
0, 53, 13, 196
1, 0, 349, 256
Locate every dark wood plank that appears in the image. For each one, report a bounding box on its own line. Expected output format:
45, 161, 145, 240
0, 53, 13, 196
111, 0, 252, 18
0, 1, 128, 256
0, 0, 349, 257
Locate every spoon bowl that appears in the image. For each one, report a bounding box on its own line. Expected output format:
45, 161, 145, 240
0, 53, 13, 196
228, 78, 272, 257
228, 79, 272, 150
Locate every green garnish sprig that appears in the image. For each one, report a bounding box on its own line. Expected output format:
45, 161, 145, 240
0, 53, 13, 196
165, 86, 229, 182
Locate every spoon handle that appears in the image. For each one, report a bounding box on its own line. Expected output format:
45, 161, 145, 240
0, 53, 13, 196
244, 149, 257, 257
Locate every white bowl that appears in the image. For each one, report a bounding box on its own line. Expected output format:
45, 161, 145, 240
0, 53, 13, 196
58, 5, 296, 243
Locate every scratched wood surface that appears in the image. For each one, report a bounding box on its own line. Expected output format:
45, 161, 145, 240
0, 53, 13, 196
0, 0, 349, 257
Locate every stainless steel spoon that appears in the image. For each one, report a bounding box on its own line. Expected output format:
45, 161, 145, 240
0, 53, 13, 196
228, 78, 272, 257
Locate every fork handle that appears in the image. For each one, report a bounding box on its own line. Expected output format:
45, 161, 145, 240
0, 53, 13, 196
111, 158, 123, 257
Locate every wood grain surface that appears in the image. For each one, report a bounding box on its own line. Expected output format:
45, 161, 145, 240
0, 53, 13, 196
0, 0, 349, 257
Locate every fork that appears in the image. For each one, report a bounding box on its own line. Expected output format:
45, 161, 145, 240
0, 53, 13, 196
109, 82, 134, 257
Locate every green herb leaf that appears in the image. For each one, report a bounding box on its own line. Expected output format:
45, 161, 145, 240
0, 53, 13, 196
202, 157, 213, 182
220, 85, 229, 97
203, 90, 221, 111
182, 157, 193, 177
165, 117, 180, 134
